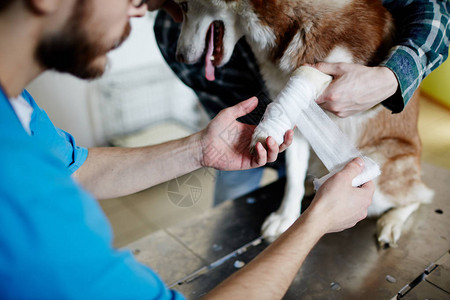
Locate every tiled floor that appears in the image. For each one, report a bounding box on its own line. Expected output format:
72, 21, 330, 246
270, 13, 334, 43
100, 93, 450, 248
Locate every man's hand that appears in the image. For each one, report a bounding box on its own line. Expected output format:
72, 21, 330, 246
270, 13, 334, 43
312, 62, 399, 118
147, 0, 183, 22
306, 158, 375, 234
200, 97, 294, 171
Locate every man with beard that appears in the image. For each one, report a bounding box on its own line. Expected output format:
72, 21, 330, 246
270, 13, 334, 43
0, 1, 374, 299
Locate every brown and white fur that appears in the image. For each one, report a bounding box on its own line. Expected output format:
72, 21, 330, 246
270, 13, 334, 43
174, 0, 434, 247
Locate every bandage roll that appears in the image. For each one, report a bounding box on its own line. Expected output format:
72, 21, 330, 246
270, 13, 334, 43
313, 156, 381, 190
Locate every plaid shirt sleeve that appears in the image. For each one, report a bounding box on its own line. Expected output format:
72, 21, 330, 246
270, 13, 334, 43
154, 0, 450, 115
381, 0, 450, 113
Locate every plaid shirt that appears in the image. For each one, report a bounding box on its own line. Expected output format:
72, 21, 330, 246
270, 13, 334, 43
381, 0, 450, 112
154, 0, 450, 119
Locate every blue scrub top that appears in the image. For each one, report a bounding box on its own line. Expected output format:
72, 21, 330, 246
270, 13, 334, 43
0, 87, 184, 299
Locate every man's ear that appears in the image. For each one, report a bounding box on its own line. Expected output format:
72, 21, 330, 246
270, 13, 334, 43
26, 0, 61, 14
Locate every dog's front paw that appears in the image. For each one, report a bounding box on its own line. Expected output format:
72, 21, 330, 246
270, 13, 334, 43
261, 211, 299, 242
250, 126, 270, 155
376, 215, 403, 248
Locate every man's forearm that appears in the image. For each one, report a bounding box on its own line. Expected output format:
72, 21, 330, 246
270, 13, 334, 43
72, 132, 203, 199
204, 212, 325, 300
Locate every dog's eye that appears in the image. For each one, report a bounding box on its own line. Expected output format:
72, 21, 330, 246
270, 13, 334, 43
180, 1, 188, 13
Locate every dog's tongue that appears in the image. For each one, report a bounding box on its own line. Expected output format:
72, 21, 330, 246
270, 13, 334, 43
205, 24, 215, 81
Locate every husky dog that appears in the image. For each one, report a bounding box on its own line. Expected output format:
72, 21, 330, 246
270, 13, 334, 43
174, 0, 434, 247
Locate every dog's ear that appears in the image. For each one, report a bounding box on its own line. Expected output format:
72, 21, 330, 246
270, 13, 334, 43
25, 0, 61, 15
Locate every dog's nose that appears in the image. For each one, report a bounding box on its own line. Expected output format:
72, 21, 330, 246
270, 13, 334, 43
176, 53, 185, 63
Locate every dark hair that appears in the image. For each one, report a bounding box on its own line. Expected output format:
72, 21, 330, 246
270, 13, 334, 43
0, 0, 15, 12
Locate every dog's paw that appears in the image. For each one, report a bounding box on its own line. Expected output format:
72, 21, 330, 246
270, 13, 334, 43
249, 127, 270, 155
376, 215, 402, 248
261, 211, 299, 242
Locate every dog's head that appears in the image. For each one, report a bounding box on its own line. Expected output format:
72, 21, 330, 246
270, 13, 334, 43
174, 0, 245, 81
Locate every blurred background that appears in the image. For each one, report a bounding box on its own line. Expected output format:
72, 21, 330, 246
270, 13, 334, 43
26, 13, 450, 248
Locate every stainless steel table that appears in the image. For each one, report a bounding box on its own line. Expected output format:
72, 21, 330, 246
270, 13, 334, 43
126, 164, 450, 299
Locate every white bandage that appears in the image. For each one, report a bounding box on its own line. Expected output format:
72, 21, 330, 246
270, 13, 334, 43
255, 66, 381, 189
254, 67, 332, 145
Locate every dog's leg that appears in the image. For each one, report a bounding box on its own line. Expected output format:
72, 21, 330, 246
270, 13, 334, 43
376, 202, 421, 248
261, 131, 309, 242
366, 146, 434, 247
250, 67, 332, 152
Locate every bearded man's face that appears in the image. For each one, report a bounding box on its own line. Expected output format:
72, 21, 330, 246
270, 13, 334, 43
36, 1, 131, 79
